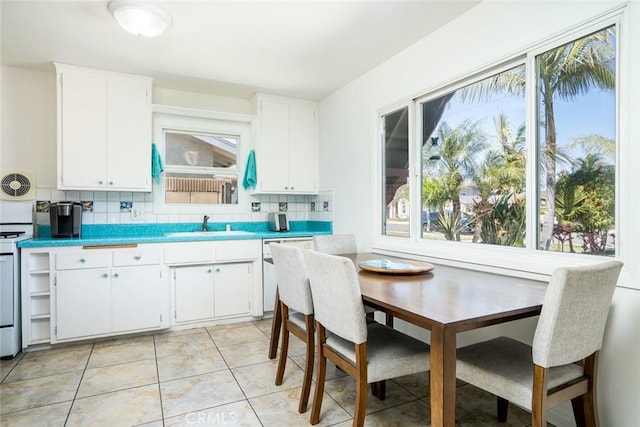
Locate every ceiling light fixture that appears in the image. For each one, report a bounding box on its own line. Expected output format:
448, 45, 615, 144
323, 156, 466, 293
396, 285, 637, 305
108, 0, 172, 38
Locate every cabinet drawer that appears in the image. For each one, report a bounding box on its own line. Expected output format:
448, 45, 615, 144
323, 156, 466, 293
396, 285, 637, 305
113, 247, 161, 266
214, 241, 259, 262
56, 251, 110, 270
164, 243, 215, 265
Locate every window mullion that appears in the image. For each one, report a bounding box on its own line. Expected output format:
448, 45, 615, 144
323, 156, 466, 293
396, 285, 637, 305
525, 51, 539, 254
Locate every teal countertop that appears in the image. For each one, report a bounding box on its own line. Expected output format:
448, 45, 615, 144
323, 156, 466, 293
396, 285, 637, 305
18, 221, 332, 248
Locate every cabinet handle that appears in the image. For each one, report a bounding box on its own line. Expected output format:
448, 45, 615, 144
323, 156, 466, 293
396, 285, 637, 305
102, 273, 108, 278
109, 181, 114, 186
290, 186, 294, 190
113, 273, 119, 278
134, 255, 141, 260
215, 268, 220, 273
80, 258, 86, 263
98, 180, 104, 185
207, 268, 212, 273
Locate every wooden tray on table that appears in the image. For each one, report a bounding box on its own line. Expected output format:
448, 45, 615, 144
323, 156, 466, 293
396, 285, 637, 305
358, 259, 435, 275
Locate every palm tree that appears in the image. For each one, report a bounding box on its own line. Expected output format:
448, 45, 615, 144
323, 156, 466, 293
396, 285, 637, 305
569, 134, 615, 163
469, 114, 526, 243
554, 175, 588, 252
460, 27, 615, 249
423, 119, 486, 240
493, 113, 526, 194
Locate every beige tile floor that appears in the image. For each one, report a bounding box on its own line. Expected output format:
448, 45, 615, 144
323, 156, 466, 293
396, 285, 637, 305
0, 319, 546, 426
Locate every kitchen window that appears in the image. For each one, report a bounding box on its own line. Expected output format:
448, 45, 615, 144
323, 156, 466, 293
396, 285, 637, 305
380, 17, 620, 262
152, 109, 252, 213
163, 130, 239, 205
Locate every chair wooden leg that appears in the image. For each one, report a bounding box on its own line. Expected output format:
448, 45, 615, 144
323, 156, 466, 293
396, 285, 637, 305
371, 381, 386, 400
275, 304, 289, 386
353, 343, 368, 427
497, 396, 509, 422
378, 380, 386, 400
576, 352, 599, 427
532, 364, 548, 427
298, 315, 315, 414
310, 325, 327, 425
572, 396, 587, 427
268, 288, 281, 359
371, 382, 378, 397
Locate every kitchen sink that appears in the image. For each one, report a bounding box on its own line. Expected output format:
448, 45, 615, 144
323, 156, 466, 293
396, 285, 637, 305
166, 230, 253, 237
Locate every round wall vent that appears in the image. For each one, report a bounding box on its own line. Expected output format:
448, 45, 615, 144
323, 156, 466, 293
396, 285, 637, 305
0, 170, 36, 200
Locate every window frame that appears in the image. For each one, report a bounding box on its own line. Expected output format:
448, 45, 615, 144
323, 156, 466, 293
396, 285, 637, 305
152, 108, 253, 215
373, 10, 629, 284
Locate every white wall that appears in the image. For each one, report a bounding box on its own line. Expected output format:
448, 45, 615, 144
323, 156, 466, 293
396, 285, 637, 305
153, 87, 252, 115
0, 66, 56, 187
319, 1, 639, 426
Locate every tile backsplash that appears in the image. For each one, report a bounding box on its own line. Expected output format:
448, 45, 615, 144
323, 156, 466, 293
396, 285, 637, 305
34, 187, 334, 225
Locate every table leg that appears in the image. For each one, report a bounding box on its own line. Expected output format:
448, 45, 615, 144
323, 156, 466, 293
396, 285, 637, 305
429, 327, 457, 427
268, 288, 281, 359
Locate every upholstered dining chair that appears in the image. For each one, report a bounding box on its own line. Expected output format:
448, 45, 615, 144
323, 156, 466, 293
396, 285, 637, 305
303, 249, 431, 427
313, 234, 358, 255
313, 233, 393, 400
456, 261, 623, 427
270, 243, 315, 413
313, 234, 392, 327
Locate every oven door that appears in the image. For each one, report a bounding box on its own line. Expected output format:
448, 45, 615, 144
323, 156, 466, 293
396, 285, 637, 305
0, 254, 14, 327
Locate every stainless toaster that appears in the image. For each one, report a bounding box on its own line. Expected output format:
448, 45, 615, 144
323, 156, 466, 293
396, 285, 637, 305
268, 212, 290, 232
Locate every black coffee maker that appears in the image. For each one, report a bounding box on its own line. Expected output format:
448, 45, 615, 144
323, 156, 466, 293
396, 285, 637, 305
50, 201, 82, 238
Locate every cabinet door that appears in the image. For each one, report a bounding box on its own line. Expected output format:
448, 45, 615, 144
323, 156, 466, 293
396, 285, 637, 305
174, 266, 214, 323
59, 71, 108, 188
288, 104, 317, 192
107, 78, 151, 191
56, 268, 111, 340
214, 263, 250, 318
112, 266, 162, 332
258, 100, 290, 192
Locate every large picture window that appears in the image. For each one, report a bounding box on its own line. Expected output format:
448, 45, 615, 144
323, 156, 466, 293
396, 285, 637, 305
382, 22, 617, 259
420, 64, 526, 246
536, 26, 616, 255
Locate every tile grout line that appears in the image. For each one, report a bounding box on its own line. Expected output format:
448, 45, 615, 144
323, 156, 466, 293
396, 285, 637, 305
205, 326, 266, 426
0, 352, 24, 384
152, 333, 166, 426
63, 342, 95, 426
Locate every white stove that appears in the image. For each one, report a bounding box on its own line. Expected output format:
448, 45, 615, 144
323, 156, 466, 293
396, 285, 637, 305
0, 201, 33, 358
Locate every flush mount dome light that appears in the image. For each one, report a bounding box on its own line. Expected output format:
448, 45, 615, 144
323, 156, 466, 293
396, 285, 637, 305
108, 0, 172, 38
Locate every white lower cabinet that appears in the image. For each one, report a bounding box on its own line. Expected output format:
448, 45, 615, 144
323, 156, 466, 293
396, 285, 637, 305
56, 268, 112, 340
173, 262, 251, 325
214, 263, 250, 318
52, 247, 165, 343
174, 265, 215, 323
21, 240, 261, 349
112, 265, 163, 332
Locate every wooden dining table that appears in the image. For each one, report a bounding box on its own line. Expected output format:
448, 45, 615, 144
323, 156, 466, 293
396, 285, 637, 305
267, 252, 548, 427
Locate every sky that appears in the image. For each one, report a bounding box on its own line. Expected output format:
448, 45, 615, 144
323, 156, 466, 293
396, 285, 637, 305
432, 85, 616, 172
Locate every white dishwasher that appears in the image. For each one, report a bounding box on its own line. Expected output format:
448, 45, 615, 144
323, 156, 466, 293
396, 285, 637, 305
262, 237, 313, 312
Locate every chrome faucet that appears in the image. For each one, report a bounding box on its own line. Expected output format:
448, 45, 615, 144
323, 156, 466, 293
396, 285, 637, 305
201, 215, 210, 231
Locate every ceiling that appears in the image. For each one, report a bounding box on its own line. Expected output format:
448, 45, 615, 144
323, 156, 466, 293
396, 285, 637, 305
1, 1, 480, 100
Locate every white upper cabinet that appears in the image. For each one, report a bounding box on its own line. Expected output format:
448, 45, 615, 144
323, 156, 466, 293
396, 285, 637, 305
55, 63, 152, 191
252, 94, 318, 194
